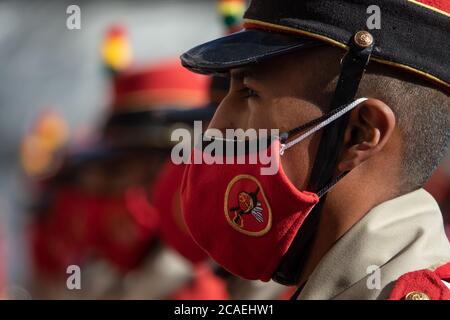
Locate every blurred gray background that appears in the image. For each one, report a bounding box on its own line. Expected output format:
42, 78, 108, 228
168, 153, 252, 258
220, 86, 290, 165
0, 0, 221, 291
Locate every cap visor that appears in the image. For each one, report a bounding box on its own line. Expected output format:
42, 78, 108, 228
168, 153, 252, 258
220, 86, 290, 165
181, 29, 322, 74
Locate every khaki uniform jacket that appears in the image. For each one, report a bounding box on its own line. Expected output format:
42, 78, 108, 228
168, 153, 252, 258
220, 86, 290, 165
298, 188, 450, 300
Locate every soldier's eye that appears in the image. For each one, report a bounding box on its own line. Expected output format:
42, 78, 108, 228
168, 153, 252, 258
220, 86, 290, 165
239, 86, 258, 99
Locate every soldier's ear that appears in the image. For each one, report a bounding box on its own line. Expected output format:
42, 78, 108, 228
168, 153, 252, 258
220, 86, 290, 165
338, 98, 396, 172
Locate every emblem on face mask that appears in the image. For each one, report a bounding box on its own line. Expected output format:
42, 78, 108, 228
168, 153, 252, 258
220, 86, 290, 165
224, 175, 272, 236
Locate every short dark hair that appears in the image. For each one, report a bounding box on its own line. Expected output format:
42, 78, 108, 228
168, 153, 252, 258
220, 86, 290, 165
358, 64, 450, 192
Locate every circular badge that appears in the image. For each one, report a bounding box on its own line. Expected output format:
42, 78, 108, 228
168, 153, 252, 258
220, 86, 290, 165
224, 174, 272, 236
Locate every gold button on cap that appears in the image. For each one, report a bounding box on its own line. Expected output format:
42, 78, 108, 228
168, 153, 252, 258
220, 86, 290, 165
405, 291, 430, 300
354, 31, 374, 48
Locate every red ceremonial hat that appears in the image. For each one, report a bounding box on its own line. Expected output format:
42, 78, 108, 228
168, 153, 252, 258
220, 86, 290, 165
63, 24, 213, 160
101, 23, 210, 111
111, 59, 210, 111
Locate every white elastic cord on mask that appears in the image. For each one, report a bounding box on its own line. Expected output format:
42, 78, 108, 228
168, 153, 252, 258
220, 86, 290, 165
279, 97, 368, 156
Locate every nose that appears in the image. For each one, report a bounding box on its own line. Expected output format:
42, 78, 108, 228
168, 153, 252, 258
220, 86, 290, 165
208, 93, 249, 133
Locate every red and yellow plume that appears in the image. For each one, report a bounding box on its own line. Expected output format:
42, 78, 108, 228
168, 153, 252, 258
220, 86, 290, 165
101, 24, 133, 75
20, 109, 69, 177
218, 0, 246, 34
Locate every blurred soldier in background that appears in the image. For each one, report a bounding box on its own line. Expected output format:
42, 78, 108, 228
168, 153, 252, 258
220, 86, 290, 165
118, 0, 287, 300
24, 23, 219, 299
23, 0, 287, 300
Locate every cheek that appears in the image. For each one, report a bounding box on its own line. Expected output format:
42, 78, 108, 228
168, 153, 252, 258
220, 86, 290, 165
271, 98, 323, 190
280, 133, 323, 191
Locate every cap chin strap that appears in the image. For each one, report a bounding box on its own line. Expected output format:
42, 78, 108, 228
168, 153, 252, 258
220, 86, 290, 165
279, 97, 368, 156
272, 32, 375, 291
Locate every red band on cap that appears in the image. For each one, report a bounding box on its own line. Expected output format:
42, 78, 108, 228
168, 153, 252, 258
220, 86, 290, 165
414, 0, 450, 15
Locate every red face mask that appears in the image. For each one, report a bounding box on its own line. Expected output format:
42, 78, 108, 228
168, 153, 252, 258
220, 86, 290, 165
181, 98, 367, 281
152, 160, 207, 264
